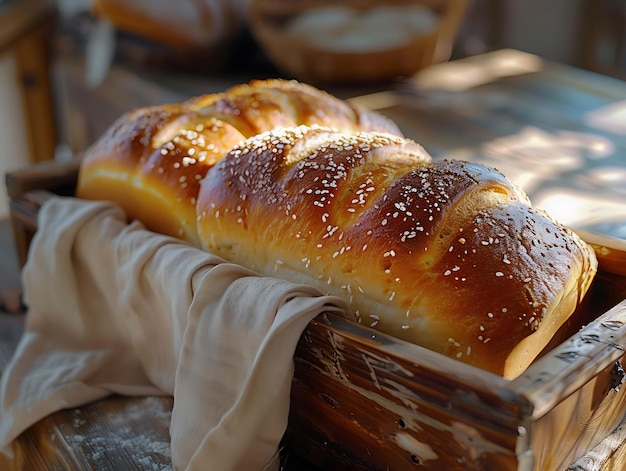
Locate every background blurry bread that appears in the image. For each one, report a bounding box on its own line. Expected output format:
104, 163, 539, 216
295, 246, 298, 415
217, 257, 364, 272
90, 0, 250, 48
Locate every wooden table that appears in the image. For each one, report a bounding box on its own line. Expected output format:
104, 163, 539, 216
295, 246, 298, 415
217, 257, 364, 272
1, 49, 626, 470
360, 49, 626, 245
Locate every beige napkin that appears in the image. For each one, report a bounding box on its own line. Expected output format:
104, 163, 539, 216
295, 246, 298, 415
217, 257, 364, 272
0, 196, 351, 470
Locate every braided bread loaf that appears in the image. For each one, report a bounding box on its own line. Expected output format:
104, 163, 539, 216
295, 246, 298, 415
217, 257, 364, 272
76, 80, 597, 378
77, 79, 401, 246
196, 125, 597, 378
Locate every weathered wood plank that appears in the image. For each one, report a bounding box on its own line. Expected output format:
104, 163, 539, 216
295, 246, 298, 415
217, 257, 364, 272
0, 396, 174, 471
5, 158, 81, 199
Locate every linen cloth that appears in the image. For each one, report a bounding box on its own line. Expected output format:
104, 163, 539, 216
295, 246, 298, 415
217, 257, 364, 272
0, 196, 351, 470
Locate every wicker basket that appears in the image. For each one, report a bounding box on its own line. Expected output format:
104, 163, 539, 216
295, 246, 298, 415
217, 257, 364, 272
248, 0, 469, 84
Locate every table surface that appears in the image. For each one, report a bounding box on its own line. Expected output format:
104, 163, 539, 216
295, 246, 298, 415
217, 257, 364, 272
1, 48, 626, 470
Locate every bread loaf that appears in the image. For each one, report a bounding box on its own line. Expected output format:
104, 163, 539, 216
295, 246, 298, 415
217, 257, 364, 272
76, 79, 402, 245
91, 0, 249, 48
195, 125, 597, 378
76, 81, 597, 379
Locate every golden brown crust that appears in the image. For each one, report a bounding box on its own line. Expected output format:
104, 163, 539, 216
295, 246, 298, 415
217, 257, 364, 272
91, 0, 244, 48
76, 80, 597, 378
77, 79, 403, 245
196, 126, 597, 378
186, 79, 402, 136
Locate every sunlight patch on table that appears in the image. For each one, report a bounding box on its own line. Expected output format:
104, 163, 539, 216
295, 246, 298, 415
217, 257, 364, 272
536, 191, 626, 239
585, 100, 626, 135
414, 49, 543, 92
442, 126, 624, 240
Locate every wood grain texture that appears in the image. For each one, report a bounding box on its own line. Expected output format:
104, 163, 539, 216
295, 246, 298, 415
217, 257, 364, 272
0, 396, 174, 471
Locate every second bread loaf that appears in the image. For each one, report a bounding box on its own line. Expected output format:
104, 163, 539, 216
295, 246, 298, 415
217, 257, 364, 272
76, 79, 401, 246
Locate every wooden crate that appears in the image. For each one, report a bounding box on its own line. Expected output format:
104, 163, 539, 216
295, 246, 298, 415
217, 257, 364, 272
6, 160, 626, 470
